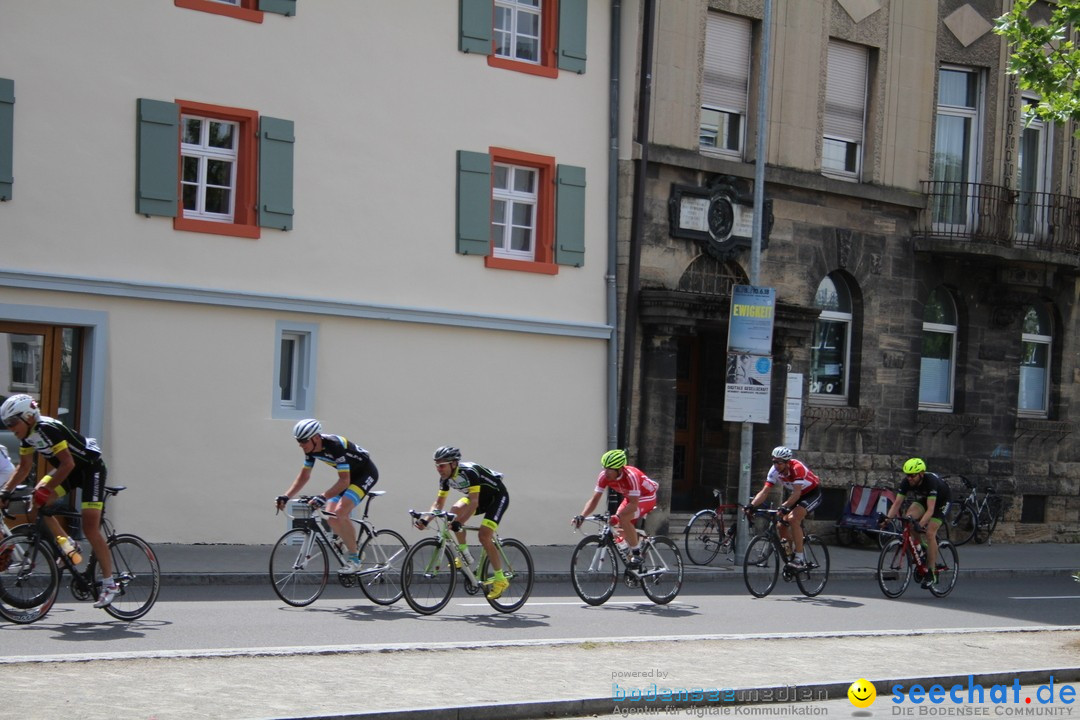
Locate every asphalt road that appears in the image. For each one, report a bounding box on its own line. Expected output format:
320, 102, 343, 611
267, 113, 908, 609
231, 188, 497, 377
3, 574, 1077, 661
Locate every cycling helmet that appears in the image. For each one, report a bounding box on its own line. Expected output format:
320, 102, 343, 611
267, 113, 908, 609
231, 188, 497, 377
771, 446, 793, 461
902, 457, 926, 475
0, 394, 40, 427
600, 449, 627, 469
433, 446, 461, 462
292, 418, 322, 442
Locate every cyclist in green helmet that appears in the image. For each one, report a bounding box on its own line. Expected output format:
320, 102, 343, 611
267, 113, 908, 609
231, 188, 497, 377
571, 449, 659, 570
882, 457, 951, 589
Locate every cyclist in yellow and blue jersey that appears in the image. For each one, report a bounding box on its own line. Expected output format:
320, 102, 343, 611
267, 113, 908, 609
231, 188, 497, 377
0, 394, 119, 608
275, 419, 378, 574
414, 446, 511, 600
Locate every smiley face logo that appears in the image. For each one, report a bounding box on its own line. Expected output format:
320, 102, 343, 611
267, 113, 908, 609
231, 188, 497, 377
848, 678, 876, 708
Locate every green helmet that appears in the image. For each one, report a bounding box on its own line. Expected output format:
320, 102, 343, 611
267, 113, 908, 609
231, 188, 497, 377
600, 449, 627, 469
902, 457, 926, 475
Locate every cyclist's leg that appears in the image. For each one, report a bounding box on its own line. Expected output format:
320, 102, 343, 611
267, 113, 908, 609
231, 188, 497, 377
621, 497, 655, 556
478, 493, 509, 573
788, 490, 821, 559
80, 467, 113, 579
328, 476, 374, 555
925, 501, 948, 574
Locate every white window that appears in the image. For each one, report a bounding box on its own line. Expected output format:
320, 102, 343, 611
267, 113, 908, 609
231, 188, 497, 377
273, 322, 318, 418
822, 40, 868, 179
1019, 305, 1052, 416
700, 12, 750, 156
1016, 95, 1053, 240
918, 287, 958, 411
810, 275, 852, 402
181, 115, 238, 223
495, 0, 541, 64
932, 67, 983, 228
491, 163, 537, 261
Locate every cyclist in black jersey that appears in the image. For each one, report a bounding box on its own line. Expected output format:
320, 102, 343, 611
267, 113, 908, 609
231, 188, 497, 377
414, 446, 511, 600
881, 457, 951, 588
275, 419, 379, 574
0, 394, 120, 608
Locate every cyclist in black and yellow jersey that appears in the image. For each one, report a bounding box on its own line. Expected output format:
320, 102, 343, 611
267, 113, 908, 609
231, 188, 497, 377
0, 394, 120, 608
275, 419, 379, 574
414, 446, 511, 600
881, 457, 951, 589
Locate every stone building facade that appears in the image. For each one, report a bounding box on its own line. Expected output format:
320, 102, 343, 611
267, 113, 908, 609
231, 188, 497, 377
617, 0, 1080, 541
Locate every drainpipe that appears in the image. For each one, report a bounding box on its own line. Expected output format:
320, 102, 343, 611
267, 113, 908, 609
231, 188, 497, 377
617, 0, 656, 448
606, 0, 622, 451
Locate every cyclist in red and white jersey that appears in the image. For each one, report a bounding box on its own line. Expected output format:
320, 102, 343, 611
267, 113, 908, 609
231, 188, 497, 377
571, 449, 658, 570
746, 446, 822, 570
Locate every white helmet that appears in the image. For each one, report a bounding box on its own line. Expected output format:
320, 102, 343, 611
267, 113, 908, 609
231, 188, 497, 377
771, 446, 793, 461
1, 394, 40, 427
292, 418, 322, 442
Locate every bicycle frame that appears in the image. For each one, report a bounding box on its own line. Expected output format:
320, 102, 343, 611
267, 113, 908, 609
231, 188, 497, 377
284, 493, 395, 581
408, 510, 510, 591
575, 514, 671, 583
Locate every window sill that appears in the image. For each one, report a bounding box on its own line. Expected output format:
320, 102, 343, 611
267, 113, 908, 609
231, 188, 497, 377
484, 256, 558, 275
487, 56, 559, 79
174, 216, 260, 239
174, 0, 263, 23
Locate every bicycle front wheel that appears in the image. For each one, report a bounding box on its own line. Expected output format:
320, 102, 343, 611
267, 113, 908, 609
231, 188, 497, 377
480, 538, 534, 613
100, 534, 161, 620
684, 511, 722, 565
0, 534, 59, 624
877, 539, 912, 598
402, 538, 456, 615
795, 535, 830, 597
742, 535, 779, 598
947, 504, 977, 546
929, 541, 959, 598
974, 505, 996, 545
269, 528, 328, 607
570, 535, 617, 606
640, 536, 683, 605
356, 529, 408, 606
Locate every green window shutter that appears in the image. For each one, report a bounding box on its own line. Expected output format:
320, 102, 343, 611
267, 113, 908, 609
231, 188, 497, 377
558, 0, 588, 73
136, 99, 179, 217
0, 78, 13, 201
460, 0, 492, 55
258, 0, 296, 16
259, 116, 295, 231
555, 164, 586, 267
456, 150, 491, 256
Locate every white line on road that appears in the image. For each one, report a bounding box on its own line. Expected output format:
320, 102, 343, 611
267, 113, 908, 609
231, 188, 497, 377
1009, 595, 1080, 600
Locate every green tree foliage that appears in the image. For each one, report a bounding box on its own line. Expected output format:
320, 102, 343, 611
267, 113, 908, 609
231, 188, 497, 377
994, 0, 1080, 132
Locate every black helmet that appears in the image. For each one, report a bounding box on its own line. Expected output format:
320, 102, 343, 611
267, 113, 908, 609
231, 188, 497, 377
433, 446, 461, 462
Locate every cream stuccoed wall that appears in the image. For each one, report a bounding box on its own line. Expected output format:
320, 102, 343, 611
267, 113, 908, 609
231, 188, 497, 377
0, 2, 615, 544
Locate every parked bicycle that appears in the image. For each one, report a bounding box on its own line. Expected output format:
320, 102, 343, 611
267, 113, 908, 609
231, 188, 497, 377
741, 505, 830, 598
683, 489, 740, 565
402, 509, 533, 614
876, 515, 959, 598
942, 474, 1001, 546
570, 512, 684, 606
270, 491, 408, 607
0, 485, 161, 623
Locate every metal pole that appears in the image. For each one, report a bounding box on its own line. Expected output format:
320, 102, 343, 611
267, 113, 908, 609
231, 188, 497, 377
738, 0, 774, 557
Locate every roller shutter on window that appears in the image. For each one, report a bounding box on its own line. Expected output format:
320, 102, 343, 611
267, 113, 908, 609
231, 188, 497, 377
702, 13, 750, 114
0, 78, 13, 201
824, 40, 868, 143
456, 150, 492, 256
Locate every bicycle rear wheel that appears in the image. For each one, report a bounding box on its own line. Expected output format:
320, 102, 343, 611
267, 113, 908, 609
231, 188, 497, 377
0, 534, 59, 624
99, 534, 161, 620
570, 535, 617, 606
480, 538, 534, 613
974, 504, 997, 545
742, 535, 779, 598
269, 528, 329, 607
356, 529, 408, 605
929, 541, 959, 598
684, 511, 721, 565
640, 536, 683, 604
876, 539, 912, 598
795, 535, 830, 597
402, 538, 456, 615
946, 504, 977, 546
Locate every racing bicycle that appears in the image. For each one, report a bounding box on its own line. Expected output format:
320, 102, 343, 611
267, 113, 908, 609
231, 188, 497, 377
270, 491, 408, 607
0, 485, 161, 623
742, 505, 830, 598
876, 515, 959, 598
402, 509, 534, 614
570, 512, 684, 606
943, 475, 1001, 546
683, 488, 739, 565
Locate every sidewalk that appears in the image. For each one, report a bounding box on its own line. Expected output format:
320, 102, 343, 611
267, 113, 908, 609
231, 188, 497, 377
150, 538, 1078, 585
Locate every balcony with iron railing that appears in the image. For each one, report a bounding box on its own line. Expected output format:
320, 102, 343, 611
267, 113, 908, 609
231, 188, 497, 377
914, 181, 1080, 265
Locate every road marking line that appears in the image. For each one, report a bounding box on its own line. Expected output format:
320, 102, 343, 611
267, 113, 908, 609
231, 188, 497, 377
1009, 595, 1080, 600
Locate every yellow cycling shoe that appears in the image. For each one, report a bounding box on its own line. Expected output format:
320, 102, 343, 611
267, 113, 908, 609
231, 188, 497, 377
486, 578, 510, 600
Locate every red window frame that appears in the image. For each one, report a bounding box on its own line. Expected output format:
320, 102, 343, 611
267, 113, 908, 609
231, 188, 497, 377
488, 0, 560, 79
174, 0, 264, 24
174, 100, 260, 239
485, 147, 557, 275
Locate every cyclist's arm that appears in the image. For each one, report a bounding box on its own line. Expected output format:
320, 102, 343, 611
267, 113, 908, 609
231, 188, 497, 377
577, 490, 604, 519
1, 451, 34, 497
780, 485, 803, 511
44, 447, 76, 489
320, 469, 351, 501
749, 482, 772, 509
885, 492, 905, 520
279, 466, 312, 501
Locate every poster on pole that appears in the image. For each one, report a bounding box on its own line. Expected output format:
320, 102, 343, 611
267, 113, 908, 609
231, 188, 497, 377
724, 286, 776, 423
